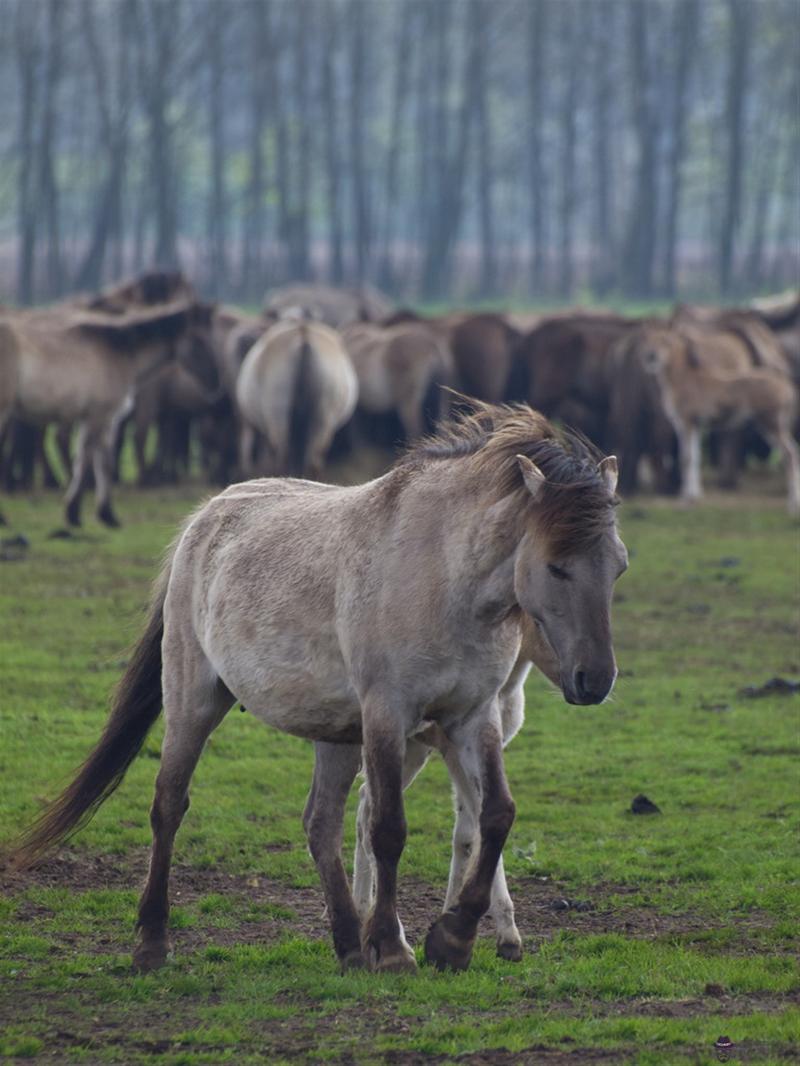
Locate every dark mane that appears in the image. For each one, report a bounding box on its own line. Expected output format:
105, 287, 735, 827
68, 302, 193, 352
403, 400, 617, 556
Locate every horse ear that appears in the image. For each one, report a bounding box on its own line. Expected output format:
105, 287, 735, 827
516, 454, 546, 500
598, 455, 618, 494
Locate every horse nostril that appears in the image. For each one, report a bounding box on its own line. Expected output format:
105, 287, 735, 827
574, 670, 588, 700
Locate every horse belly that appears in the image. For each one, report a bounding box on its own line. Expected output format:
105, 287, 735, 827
209, 629, 363, 744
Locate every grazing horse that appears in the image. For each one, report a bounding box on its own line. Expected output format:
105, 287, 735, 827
5, 402, 626, 975
0, 301, 204, 527
236, 318, 358, 478
630, 324, 800, 515
352, 614, 560, 963
341, 321, 453, 441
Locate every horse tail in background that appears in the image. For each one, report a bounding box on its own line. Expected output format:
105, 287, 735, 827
4, 562, 171, 870
288, 326, 316, 477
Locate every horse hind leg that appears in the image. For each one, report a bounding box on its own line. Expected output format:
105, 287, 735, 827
133, 656, 234, 972
304, 742, 364, 970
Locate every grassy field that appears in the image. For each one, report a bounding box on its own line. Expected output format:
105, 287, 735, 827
0, 474, 798, 1065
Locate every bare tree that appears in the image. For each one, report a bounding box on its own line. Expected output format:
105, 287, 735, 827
662, 0, 699, 296
718, 0, 753, 293
75, 0, 133, 292
621, 0, 660, 297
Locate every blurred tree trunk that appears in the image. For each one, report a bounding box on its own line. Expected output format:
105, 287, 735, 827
135, 0, 181, 269
321, 1, 344, 284
75, 0, 132, 292
14, 0, 40, 304
590, 1, 615, 295
527, 0, 548, 292
557, 5, 580, 298
422, 3, 478, 299
241, 0, 271, 298
349, 0, 370, 281
206, 0, 227, 296
662, 0, 699, 297
38, 0, 64, 298
475, 0, 495, 297
621, 0, 659, 297
270, 8, 292, 280
290, 0, 311, 279
378, 0, 414, 293
718, 0, 752, 294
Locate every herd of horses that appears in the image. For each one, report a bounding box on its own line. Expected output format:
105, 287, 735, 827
2, 272, 797, 973
1, 272, 799, 526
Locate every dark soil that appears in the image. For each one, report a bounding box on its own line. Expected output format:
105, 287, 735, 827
1, 849, 781, 959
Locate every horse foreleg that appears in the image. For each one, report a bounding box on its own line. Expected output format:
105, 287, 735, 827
763, 420, 800, 518
360, 703, 417, 973
425, 712, 515, 971
93, 426, 120, 527
304, 742, 364, 970
354, 738, 431, 949
64, 423, 94, 527
134, 666, 233, 972
677, 421, 703, 502
440, 740, 522, 962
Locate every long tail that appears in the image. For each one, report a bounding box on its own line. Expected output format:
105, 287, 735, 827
4, 565, 170, 870
287, 327, 315, 476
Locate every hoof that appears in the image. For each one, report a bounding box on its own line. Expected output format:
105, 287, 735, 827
97, 503, 121, 528
65, 504, 81, 528
496, 939, 523, 962
340, 949, 366, 972
132, 938, 169, 973
364, 940, 417, 974
424, 913, 474, 972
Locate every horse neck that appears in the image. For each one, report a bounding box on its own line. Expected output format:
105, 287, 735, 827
411, 461, 527, 615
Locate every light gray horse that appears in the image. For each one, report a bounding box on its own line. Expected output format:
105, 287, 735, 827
7, 402, 626, 975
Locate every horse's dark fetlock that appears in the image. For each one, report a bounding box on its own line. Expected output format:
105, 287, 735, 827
424, 913, 475, 972
132, 934, 169, 973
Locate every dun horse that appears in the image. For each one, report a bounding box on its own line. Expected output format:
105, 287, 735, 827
236, 318, 358, 478
352, 615, 560, 963
341, 321, 453, 441
630, 324, 800, 515
6, 402, 626, 974
0, 301, 206, 528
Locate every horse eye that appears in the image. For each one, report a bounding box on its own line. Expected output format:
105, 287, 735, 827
547, 564, 570, 581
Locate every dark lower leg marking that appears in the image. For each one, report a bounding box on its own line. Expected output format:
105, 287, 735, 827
425, 739, 515, 971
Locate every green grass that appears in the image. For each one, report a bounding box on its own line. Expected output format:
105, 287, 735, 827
1, 478, 799, 1063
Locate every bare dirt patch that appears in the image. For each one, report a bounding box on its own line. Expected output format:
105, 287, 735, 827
1, 849, 781, 959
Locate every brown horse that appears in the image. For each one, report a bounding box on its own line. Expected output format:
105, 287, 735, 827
5, 402, 625, 975
450, 313, 523, 403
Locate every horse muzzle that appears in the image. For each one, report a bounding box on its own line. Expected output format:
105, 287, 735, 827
562, 664, 617, 706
